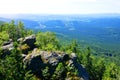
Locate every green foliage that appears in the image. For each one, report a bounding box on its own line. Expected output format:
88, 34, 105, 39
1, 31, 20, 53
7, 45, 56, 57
66, 63, 79, 78
61, 40, 79, 54
0, 20, 28, 41
24, 71, 36, 80
51, 63, 66, 79
36, 32, 59, 51
0, 20, 35, 79
16, 21, 26, 38
0, 20, 120, 80
89, 58, 106, 80
85, 47, 92, 71
0, 42, 35, 80
0, 21, 4, 25
0, 31, 9, 46
42, 66, 50, 79
0, 42, 22, 80
76, 47, 120, 80
26, 30, 34, 36
103, 63, 120, 80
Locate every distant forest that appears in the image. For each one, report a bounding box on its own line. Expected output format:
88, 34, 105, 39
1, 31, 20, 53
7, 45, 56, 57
0, 20, 120, 80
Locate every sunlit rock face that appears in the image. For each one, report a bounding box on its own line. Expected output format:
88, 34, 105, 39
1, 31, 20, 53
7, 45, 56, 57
23, 48, 89, 80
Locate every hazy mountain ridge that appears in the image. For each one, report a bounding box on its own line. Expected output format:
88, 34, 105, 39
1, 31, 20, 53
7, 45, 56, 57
0, 14, 120, 57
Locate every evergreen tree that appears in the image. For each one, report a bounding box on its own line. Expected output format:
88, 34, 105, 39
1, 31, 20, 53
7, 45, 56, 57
51, 63, 66, 80
0, 42, 36, 80
0, 31, 9, 46
36, 32, 59, 51
17, 21, 24, 38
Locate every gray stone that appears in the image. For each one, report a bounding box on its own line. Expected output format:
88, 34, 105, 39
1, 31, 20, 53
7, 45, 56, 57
2, 43, 13, 50
23, 49, 64, 73
1, 41, 14, 58
70, 53, 77, 60
2, 39, 12, 46
23, 48, 89, 80
22, 34, 36, 49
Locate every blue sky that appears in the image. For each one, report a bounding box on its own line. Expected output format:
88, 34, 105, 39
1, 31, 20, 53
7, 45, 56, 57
0, 0, 120, 14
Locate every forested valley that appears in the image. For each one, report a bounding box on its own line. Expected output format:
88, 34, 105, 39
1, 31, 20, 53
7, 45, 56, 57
0, 20, 120, 80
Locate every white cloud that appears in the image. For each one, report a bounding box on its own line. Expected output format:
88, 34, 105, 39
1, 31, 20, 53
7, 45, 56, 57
0, 0, 119, 14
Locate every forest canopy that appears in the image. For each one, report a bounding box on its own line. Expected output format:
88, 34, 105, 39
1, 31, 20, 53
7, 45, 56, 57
0, 20, 120, 80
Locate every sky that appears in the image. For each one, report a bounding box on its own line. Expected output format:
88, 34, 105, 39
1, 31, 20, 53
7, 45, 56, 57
0, 0, 120, 14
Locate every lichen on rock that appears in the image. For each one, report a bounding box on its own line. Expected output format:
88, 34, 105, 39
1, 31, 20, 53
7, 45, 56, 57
23, 48, 89, 80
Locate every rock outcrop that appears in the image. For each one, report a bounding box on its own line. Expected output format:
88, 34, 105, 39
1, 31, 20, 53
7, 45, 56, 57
2, 42, 13, 51
23, 48, 89, 80
23, 48, 68, 72
17, 35, 36, 54
22, 34, 36, 49
0, 35, 89, 80
1, 39, 14, 58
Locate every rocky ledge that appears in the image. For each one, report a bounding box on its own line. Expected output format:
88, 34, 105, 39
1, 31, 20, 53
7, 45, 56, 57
1, 35, 89, 80
23, 48, 89, 80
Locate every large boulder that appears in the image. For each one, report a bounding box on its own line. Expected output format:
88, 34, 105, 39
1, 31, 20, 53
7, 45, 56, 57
23, 48, 89, 80
1, 40, 14, 58
23, 48, 70, 76
23, 49, 64, 70
22, 34, 36, 49
17, 35, 36, 54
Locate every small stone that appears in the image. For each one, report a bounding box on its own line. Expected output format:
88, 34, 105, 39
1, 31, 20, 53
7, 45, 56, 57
70, 53, 77, 59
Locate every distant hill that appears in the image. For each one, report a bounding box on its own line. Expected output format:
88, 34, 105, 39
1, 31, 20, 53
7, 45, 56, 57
0, 17, 39, 29
0, 21, 4, 25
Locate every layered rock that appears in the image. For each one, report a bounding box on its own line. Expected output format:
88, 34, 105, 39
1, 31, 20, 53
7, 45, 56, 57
2, 39, 13, 50
2, 42, 13, 51
1, 39, 14, 58
2, 39, 13, 46
23, 48, 89, 80
17, 34, 36, 54
23, 48, 68, 72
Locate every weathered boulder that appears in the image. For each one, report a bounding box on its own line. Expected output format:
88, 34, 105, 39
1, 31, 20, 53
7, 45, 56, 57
23, 48, 89, 80
2, 39, 13, 46
22, 34, 36, 49
23, 48, 63, 69
17, 35, 36, 54
2, 42, 13, 50
23, 48, 69, 76
1, 40, 14, 58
